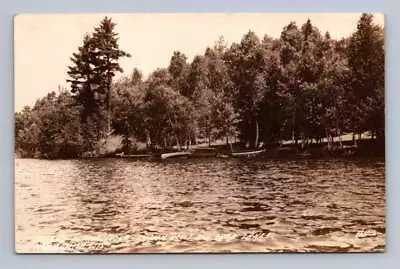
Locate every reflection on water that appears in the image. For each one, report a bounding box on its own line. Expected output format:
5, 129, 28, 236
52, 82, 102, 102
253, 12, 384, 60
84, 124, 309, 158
15, 157, 385, 253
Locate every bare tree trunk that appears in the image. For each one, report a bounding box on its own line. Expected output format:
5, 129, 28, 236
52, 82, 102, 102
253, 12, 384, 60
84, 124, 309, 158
192, 133, 196, 145
106, 59, 112, 137
292, 109, 296, 145
325, 129, 331, 151
292, 130, 295, 145
187, 134, 191, 150
229, 141, 234, 153
175, 135, 180, 150
146, 132, 152, 151
255, 119, 259, 149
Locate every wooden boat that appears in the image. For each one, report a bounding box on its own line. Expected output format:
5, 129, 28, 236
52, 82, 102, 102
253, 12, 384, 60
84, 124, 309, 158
160, 151, 192, 159
231, 149, 266, 158
115, 153, 152, 158
298, 151, 311, 157
189, 147, 218, 157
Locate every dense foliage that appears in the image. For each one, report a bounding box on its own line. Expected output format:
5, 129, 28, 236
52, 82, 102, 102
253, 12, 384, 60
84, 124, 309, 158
15, 14, 384, 158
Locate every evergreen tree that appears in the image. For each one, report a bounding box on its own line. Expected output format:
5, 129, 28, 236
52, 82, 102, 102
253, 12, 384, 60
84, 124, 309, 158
226, 31, 267, 148
277, 22, 303, 144
347, 13, 385, 140
111, 68, 146, 152
16, 14, 385, 158
255, 35, 283, 145
144, 68, 195, 150
319, 33, 351, 148
205, 40, 237, 145
168, 51, 189, 95
186, 55, 213, 144
297, 19, 324, 146
67, 17, 130, 151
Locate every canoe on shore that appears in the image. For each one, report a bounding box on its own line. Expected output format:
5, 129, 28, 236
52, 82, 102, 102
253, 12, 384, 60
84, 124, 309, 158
115, 153, 153, 158
189, 147, 218, 157
231, 149, 266, 158
161, 151, 192, 159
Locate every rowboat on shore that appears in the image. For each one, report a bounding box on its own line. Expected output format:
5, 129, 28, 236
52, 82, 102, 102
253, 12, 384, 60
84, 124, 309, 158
115, 153, 152, 158
160, 151, 192, 159
189, 147, 218, 157
231, 149, 266, 158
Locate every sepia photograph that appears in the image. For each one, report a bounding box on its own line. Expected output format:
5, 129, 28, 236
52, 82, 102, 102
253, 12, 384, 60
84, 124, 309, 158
14, 13, 385, 253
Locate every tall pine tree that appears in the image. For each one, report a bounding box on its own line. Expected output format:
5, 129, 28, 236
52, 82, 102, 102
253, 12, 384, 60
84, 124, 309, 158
67, 17, 130, 152
347, 13, 384, 140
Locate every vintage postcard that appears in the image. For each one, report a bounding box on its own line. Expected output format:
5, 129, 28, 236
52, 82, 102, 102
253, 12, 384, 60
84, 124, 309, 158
14, 13, 385, 253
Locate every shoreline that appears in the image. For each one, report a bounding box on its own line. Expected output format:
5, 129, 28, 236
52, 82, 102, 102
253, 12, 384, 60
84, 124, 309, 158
15, 147, 385, 161
15, 135, 385, 161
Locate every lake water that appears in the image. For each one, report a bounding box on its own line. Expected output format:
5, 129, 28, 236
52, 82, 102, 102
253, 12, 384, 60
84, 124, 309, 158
15, 157, 385, 253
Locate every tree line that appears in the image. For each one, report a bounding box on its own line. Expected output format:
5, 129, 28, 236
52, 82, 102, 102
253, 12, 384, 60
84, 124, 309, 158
15, 14, 384, 158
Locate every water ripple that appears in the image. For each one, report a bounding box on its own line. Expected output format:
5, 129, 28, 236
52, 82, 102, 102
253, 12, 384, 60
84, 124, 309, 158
15, 157, 385, 253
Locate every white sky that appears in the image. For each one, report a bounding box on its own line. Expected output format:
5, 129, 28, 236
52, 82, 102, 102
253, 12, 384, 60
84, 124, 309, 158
14, 13, 384, 111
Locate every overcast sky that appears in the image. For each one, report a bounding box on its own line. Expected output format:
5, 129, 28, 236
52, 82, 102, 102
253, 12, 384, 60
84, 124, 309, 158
14, 13, 384, 111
